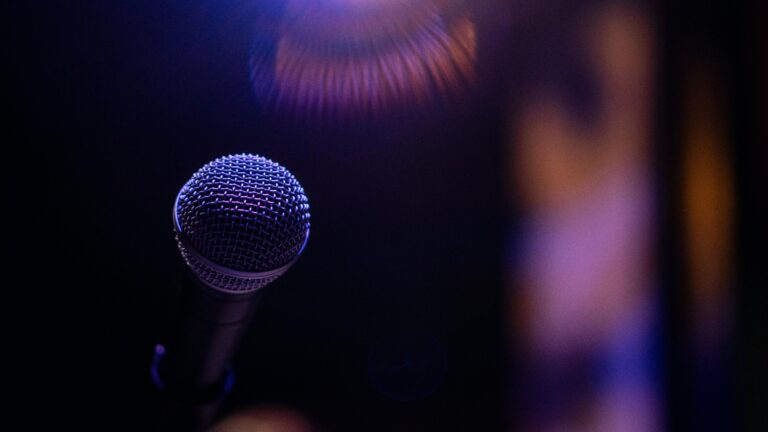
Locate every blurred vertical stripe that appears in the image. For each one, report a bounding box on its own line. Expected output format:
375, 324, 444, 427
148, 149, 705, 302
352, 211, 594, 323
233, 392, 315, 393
681, 61, 734, 431
506, 2, 661, 431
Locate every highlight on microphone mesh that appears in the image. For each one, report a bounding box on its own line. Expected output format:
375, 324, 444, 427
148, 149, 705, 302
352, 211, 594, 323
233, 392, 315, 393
174, 154, 310, 293
249, 0, 476, 120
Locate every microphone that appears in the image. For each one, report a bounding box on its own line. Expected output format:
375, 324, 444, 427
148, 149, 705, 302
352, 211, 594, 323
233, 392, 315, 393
153, 154, 310, 428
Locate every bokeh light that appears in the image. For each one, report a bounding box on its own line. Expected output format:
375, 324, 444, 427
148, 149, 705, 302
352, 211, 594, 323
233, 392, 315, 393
250, 0, 476, 120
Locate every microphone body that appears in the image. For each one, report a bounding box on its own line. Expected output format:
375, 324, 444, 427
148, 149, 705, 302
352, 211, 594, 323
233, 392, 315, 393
166, 277, 261, 393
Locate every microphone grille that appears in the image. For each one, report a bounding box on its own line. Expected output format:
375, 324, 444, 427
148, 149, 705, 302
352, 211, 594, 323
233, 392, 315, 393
174, 154, 310, 293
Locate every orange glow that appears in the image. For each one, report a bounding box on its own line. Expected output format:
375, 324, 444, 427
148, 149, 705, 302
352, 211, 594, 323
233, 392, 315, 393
210, 406, 314, 432
682, 63, 734, 349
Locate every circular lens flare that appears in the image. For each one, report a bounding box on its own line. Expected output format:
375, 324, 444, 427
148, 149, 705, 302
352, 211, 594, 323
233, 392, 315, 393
250, 0, 476, 120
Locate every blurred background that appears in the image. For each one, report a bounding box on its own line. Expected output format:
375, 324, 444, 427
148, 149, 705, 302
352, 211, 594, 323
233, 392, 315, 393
8, 0, 764, 430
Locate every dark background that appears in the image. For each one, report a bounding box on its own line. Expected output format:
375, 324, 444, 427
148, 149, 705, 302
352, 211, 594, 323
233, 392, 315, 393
8, 0, 765, 430
9, 1, 505, 430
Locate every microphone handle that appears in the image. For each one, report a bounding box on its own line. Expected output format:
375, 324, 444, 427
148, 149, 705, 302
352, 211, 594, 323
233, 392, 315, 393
154, 274, 263, 429
169, 275, 262, 391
